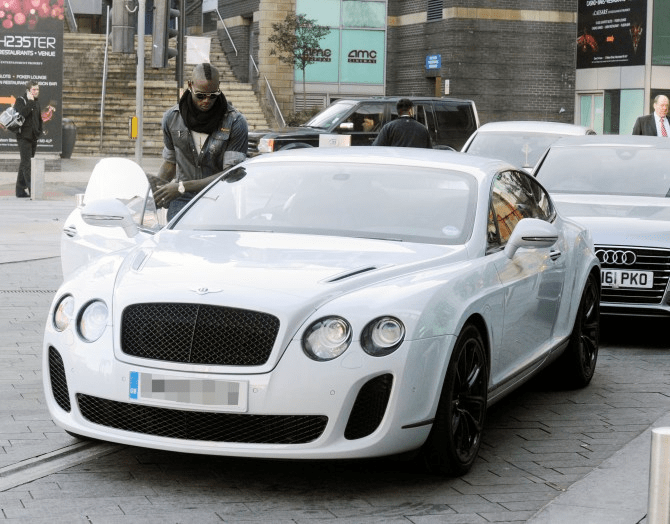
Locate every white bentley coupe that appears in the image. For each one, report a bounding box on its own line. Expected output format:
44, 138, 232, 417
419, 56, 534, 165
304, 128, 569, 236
44, 147, 600, 476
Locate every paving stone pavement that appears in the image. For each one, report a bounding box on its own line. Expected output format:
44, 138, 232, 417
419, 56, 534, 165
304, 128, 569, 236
0, 156, 668, 523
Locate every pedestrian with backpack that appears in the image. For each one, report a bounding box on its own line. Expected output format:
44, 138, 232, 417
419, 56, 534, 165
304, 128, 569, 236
14, 80, 43, 198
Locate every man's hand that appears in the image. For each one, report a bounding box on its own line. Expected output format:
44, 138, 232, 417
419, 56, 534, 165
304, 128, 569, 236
153, 182, 180, 209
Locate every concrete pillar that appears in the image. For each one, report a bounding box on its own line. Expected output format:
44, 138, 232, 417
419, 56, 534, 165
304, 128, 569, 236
648, 427, 670, 524
30, 157, 44, 200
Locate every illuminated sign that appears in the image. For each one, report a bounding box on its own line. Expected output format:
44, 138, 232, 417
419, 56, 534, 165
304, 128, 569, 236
577, 0, 646, 68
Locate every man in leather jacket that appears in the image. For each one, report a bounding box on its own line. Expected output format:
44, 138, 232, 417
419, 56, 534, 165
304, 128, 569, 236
153, 63, 248, 220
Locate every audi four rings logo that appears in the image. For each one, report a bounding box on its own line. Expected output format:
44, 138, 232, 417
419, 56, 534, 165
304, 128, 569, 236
595, 250, 637, 265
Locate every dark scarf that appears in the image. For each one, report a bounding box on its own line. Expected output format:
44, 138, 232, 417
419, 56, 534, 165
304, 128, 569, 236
178, 89, 228, 134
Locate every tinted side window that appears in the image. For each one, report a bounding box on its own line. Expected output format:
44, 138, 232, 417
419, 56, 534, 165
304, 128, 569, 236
433, 102, 477, 149
488, 170, 554, 249
415, 103, 436, 139
341, 103, 384, 132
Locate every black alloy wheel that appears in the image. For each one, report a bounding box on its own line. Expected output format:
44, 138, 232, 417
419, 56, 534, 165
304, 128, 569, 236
420, 323, 488, 476
558, 272, 600, 388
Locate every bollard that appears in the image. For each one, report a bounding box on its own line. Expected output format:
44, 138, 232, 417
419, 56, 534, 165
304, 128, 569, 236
648, 427, 670, 524
30, 156, 44, 200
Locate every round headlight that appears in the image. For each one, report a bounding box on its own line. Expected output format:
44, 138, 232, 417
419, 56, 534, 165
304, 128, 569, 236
361, 317, 405, 357
302, 316, 352, 361
53, 295, 74, 332
78, 300, 108, 342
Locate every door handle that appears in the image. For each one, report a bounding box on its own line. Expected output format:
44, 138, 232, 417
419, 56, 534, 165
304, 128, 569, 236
550, 250, 562, 261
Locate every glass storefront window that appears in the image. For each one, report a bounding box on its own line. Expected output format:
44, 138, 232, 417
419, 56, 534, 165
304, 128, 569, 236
343, 1, 385, 28
653, 0, 670, 65
580, 94, 604, 134
619, 89, 644, 135
297, 0, 340, 26
296, 0, 386, 88
580, 90, 644, 135
341, 29, 384, 84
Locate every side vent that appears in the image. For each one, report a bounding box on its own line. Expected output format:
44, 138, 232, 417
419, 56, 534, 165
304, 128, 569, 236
326, 266, 378, 283
49, 347, 71, 412
344, 374, 393, 440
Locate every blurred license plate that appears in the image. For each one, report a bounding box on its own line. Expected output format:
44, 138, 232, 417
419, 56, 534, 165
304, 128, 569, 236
602, 269, 653, 289
129, 371, 247, 411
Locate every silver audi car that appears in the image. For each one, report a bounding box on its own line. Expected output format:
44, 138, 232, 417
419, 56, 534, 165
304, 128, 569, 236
533, 135, 670, 317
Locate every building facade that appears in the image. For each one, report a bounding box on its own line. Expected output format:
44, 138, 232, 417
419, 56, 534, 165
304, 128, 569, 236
575, 0, 670, 135
99, 0, 669, 132
214, 0, 580, 125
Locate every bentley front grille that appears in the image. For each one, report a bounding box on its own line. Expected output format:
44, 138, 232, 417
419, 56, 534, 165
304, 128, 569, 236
121, 303, 280, 366
596, 246, 670, 305
77, 394, 328, 444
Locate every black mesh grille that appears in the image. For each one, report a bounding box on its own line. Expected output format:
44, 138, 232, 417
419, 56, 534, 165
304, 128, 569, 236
344, 374, 393, 440
121, 303, 280, 366
596, 246, 670, 305
77, 394, 328, 444
48, 347, 71, 412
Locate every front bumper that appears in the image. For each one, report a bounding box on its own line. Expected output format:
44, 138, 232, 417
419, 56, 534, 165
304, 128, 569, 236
43, 330, 453, 459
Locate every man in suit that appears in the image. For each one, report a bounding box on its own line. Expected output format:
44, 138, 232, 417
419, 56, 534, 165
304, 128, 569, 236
632, 94, 669, 136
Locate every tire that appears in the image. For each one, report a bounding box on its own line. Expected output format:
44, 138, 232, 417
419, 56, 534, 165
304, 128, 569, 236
279, 142, 313, 150
419, 323, 488, 476
556, 272, 600, 388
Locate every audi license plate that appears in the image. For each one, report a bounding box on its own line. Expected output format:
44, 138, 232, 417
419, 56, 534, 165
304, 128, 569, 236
602, 269, 653, 289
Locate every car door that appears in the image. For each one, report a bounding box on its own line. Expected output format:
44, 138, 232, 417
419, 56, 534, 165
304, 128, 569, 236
487, 170, 566, 386
61, 157, 166, 279
414, 102, 438, 145
433, 100, 478, 150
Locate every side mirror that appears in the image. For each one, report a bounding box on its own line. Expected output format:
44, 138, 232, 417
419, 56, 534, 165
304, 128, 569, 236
81, 198, 140, 238
504, 218, 558, 259
338, 122, 354, 131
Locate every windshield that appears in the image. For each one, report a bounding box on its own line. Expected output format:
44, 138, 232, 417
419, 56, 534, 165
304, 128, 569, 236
175, 161, 478, 245
303, 101, 358, 130
535, 146, 670, 197
466, 132, 565, 170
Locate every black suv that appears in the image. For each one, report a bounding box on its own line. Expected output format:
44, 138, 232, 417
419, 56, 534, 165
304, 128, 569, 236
248, 96, 479, 155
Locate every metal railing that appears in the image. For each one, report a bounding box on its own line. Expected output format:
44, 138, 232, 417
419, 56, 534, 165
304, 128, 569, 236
99, 5, 111, 149
250, 55, 286, 129
63, 0, 78, 32
215, 8, 237, 56
212, 10, 285, 129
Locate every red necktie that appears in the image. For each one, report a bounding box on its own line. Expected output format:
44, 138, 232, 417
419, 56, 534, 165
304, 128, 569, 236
661, 118, 668, 137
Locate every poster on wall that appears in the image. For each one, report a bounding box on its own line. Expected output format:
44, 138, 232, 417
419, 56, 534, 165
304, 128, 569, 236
0, 2, 64, 154
577, 0, 646, 69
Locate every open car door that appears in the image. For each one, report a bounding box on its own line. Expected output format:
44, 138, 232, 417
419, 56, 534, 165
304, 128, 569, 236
60, 157, 167, 280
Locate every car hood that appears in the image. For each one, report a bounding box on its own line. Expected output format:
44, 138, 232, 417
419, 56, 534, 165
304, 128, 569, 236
248, 127, 322, 138
551, 194, 670, 247
113, 230, 467, 315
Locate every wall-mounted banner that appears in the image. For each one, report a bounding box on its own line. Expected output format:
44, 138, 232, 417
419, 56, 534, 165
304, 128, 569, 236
0, 4, 64, 153
577, 0, 646, 69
